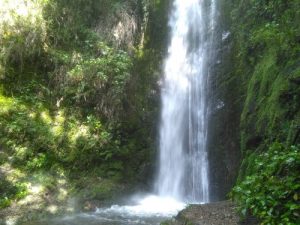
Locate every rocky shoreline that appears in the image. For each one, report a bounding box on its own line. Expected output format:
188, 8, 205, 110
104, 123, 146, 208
161, 201, 259, 225
0, 198, 260, 225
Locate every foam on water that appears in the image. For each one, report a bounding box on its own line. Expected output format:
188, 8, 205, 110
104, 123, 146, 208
96, 195, 186, 217
41, 196, 185, 225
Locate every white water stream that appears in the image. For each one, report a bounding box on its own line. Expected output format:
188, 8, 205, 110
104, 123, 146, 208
156, 0, 217, 203
25, 1, 218, 224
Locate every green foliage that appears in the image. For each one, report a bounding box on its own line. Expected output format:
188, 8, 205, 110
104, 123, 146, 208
43, 0, 127, 49
63, 45, 132, 119
86, 179, 116, 200
0, 95, 125, 170
0, 152, 8, 165
231, 0, 300, 152
0, 178, 27, 209
0, 0, 161, 210
0, 0, 47, 73
230, 1, 300, 224
0, 0, 134, 175
231, 143, 300, 224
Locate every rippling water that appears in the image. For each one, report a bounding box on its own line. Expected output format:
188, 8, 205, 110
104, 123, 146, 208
25, 196, 185, 225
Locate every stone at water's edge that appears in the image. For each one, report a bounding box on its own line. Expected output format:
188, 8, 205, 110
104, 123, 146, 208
161, 201, 257, 225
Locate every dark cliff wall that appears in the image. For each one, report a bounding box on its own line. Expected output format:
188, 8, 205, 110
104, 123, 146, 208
207, 0, 242, 201
226, 0, 300, 179
208, 0, 300, 202
227, 1, 300, 223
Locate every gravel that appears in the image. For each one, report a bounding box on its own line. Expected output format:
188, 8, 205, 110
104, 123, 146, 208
162, 201, 259, 225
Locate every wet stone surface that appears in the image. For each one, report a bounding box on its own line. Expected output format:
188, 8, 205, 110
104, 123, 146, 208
162, 201, 258, 225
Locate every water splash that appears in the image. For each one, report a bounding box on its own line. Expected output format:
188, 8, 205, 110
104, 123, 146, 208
45, 195, 186, 225
156, 0, 217, 203
97, 195, 186, 217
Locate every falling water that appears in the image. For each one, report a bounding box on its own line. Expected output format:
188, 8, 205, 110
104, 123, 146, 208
17, 2, 219, 225
156, 0, 217, 203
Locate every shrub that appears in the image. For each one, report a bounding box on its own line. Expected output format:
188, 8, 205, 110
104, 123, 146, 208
231, 143, 300, 225
0, 178, 27, 209
52, 43, 132, 120
0, 0, 47, 74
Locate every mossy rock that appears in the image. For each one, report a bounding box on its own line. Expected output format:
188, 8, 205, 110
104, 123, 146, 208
0, 151, 8, 165
76, 178, 120, 204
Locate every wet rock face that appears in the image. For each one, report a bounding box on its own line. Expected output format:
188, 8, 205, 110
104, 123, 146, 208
161, 201, 242, 225
206, 0, 242, 201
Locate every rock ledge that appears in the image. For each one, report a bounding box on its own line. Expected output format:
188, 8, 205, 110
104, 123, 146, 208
162, 201, 258, 225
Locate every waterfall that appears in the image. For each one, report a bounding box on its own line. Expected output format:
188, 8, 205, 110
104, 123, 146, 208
156, 0, 217, 203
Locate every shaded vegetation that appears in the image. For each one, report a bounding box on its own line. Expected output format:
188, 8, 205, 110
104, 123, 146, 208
0, 178, 27, 209
0, 0, 167, 215
1, 0, 299, 224
229, 0, 300, 224
231, 143, 300, 224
